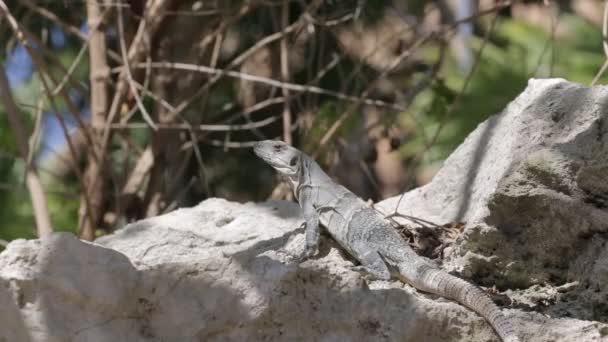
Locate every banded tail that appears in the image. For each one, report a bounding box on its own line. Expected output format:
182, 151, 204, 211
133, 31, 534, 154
397, 263, 520, 342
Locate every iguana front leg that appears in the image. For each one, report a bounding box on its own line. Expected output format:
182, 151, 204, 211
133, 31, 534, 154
298, 187, 320, 258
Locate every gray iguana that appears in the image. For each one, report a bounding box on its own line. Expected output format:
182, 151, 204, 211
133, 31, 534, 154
254, 140, 519, 342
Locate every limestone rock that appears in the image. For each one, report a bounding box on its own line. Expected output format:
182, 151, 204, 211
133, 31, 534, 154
1, 79, 608, 341
0, 200, 498, 341
379, 78, 608, 326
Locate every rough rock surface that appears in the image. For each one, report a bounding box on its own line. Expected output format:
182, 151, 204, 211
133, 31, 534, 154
1, 79, 607, 341
379, 78, 608, 323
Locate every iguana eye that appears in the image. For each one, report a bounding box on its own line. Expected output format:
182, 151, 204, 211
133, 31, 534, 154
289, 157, 298, 166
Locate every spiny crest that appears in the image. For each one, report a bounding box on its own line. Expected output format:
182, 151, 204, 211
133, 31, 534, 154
253, 140, 302, 176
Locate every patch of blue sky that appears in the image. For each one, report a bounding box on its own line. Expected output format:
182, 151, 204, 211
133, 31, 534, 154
5, 24, 67, 89
50, 25, 66, 49
37, 89, 90, 164
5, 44, 33, 89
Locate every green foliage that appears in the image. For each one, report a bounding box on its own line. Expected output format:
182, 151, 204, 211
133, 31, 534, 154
304, 101, 363, 155
401, 14, 605, 170
0, 99, 35, 242
0, 110, 17, 154
0, 157, 79, 244
0, 159, 37, 241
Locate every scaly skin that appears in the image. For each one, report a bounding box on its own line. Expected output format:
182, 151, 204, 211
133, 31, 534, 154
254, 140, 519, 342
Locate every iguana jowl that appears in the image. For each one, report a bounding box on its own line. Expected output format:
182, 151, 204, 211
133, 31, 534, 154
254, 140, 519, 342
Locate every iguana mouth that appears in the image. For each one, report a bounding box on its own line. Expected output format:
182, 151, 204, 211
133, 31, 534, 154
253, 142, 290, 170
253, 143, 273, 162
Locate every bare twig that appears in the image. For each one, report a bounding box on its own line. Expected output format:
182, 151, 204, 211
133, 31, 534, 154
101, 0, 174, 169
164, 9, 220, 17
118, 62, 406, 111
110, 115, 280, 131
592, 60, 608, 86
116, 4, 157, 130
96, 0, 174, 223
47, 6, 112, 97
131, 80, 176, 113
192, 26, 224, 128
591, 0, 608, 85
121, 56, 156, 124
27, 86, 45, 166
383, 212, 443, 229
603, 0, 608, 57
198, 138, 280, 149
115, 2, 272, 212
280, 0, 293, 145
19, 28, 97, 159
121, 147, 153, 196
18, 28, 90, 96
52, 41, 89, 95
187, 130, 211, 196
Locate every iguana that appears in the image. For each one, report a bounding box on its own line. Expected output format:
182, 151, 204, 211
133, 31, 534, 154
254, 140, 519, 342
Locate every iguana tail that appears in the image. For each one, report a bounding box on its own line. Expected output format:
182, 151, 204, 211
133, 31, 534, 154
397, 263, 520, 342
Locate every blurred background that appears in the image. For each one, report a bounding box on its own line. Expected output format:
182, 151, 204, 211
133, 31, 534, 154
0, 0, 606, 245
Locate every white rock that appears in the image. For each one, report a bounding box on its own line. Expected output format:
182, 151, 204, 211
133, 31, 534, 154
379, 79, 608, 325
2, 79, 608, 341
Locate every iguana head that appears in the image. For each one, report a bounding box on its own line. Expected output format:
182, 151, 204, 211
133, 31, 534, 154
253, 140, 302, 176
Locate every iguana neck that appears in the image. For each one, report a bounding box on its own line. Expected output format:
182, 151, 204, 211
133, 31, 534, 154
291, 154, 334, 200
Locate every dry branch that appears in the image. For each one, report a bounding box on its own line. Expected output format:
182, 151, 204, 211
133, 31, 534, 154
117, 62, 406, 110
102, 0, 174, 149
79, 0, 111, 240
280, 0, 292, 145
